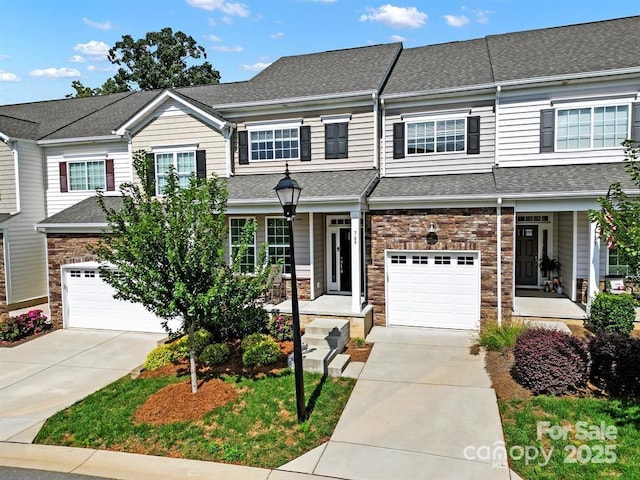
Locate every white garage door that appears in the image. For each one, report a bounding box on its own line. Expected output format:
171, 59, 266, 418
386, 251, 480, 330
63, 264, 176, 333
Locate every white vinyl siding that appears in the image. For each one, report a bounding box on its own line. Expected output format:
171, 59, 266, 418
0, 142, 16, 213
556, 212, 574, 289
312, 213, 325, 298
384, 104, 495, 176
5, 141, 47, 304
132, 99, 227, 180
46, 142, 129, 217
498, 87, 638, 167
234, 110, 374, 174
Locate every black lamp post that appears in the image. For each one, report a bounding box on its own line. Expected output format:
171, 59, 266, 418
274, 163, 306, 423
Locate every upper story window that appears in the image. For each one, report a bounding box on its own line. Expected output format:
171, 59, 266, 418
556, 105, 629, 150
250, 129, 299, 160
59, 157, 114, 193
322, 114, 350, 159
407, 119, 466, 154
229, 217, 256, 273
155, 151, 196, 193
393, 113, 480, 159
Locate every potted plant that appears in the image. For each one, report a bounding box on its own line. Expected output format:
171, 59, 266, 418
539, 256, 560, 278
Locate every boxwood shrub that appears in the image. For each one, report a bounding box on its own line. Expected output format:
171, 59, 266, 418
241, 333, 273, 351
513, 328, 590, 395
242, 338, 282, 367
589, 292, 636, 336
199, 343, 230, 367
590, 333, 640, 398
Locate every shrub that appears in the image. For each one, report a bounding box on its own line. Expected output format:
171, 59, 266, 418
267, 313, 293, 341
170, 329, 214, 359
199, 343, 231, 367
242, 338, 282, 367
513, 328, 590, 395
590, 333, 640, 398
207, 306, 269, 342
479, 322, 528, 352
241, 333, 273, 351
143, 344, 181, 371
589, 292, 636, 336
352, 337, 367, 348
0, 309, 51, 343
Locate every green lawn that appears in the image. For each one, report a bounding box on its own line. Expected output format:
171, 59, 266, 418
35, 371, 355, 468
500, 396, 640, 479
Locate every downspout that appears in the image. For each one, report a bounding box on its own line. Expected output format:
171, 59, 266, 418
7, 140, 21, 215
123, 130, 132, 185
224, 124, 235, 177
497, 197, 503, 326
372, 93, 379, 169
495, 85, 501, 167
380, 98, 386, 176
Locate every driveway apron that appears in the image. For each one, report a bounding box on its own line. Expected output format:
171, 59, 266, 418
284, 326, 510, 480
0, 329, 164, 443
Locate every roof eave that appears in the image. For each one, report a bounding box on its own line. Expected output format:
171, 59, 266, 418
37, 135, 122, 146
213, 90, 376, 111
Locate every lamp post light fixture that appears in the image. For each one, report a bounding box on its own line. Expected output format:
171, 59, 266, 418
274, 163, 306, 424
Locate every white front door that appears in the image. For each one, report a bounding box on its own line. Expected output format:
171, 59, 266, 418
386, 250, 480, 330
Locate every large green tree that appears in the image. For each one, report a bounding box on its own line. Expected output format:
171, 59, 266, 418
68, 28, 220, 97
590, 140, 640, 278
93, 151, 271, 392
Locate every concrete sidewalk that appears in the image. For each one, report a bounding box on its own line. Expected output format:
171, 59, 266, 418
280, 326, 510, 480
0, 329, 165, 443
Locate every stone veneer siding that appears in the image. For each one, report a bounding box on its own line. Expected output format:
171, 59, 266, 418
0, 234, 6, 315
367, 208, 514, 328
282, 278, 311, 301
47, 234, 102, 329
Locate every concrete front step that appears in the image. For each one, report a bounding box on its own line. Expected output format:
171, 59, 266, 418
303, 333, 343, 349
299, 317, 352, 376
301, 348, 352, 376
304, 318, 350, 337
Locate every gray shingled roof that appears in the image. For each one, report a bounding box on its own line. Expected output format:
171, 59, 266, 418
0, 213, 14, 224
39, 196, 123, 225
370, 163, 637, 201
227, 169, 379, 201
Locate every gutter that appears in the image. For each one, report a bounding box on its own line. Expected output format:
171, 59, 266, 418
495, 85, 501, 166
37, 135, 122, 146
1, 136, 21, 215
372, 93, 379, 170
213, 90, 377, 110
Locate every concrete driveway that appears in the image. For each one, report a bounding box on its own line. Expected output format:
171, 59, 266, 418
280, 326, 510, 480
0, 329, 165, 443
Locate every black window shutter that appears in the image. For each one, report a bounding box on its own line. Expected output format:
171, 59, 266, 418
540, 109, 555, 153
105, 159, 115, 191
145, 153, 156, 193
300, 125, 311, 161
196, 150, 206, 179
238, 131, 249, 165
631, 103, 640, 144
393, 122, 405, 159
325, 124, 337, 159
467, 116, 480, 154
59, 162, 68, 193
337, 122, 348, 158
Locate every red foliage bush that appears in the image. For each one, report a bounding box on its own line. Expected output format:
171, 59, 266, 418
590, 333, 640, 398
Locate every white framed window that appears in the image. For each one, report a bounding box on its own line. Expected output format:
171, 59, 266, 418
229, 217, 256, 273
250, 128, 299, 161
556, 105, 629, 150
68, 161, 106, 191
608, 248, 632, 276
406, 118, 466, 155
155, 150, 196, 194
266, 217, 291, 274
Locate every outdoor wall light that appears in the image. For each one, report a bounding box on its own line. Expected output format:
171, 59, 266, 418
427, 222, 438, 245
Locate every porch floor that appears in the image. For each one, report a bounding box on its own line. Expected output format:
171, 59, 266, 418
513, 289, 587, 320
271, 294, 368, 317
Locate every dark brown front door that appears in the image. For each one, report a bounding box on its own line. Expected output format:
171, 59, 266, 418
516, 226, 539, 285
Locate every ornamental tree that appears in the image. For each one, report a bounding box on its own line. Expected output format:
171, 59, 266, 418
93, 150, 271, 393
589, 140, 640, 278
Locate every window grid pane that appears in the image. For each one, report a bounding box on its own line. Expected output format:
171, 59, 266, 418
68, 163, 87, 191
86, 161, 106, 189
230, 218, 256, 273
267, 218, 291, 274
593, 106, 628, 148
251, 129, 298, 160
155, 152, 196, 193
407, 119, 464, 155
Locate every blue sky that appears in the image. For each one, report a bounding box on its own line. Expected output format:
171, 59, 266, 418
0, 0, 638, 105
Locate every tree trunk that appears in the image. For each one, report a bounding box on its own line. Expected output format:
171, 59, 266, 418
188, 318, 198, 394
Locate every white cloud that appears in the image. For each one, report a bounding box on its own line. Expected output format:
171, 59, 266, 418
211, 45, 244, 53
29, 67, 81, 78
207, 34, 222, 42
390, 34, 405, 42
86, 65, 118, 73
222, 16, 233, 25
82, 17, 115, 30
0, 54, 10, 60
185, 0, 249, 17
270, 32, 284, 39
68, 55, 86, 63
0, 71, 19, 82
444, 14, 469, 27
241, 62, 271, 72
74, 40, 110, 60
473, 9, 491, 24
359, 5, 427, 29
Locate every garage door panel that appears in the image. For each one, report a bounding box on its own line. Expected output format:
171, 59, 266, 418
387, 251, 479, 330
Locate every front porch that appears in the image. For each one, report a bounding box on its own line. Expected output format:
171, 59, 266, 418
513, 289, 587, 320
269, 294, 374, 339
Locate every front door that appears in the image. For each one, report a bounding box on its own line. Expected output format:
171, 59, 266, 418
328, 226, 352, 292
516, 225, 539, 285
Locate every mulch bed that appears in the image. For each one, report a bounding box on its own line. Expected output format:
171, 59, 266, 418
0, 328, 53, 348
342, 339, 373, 363
484, 349, 531, 401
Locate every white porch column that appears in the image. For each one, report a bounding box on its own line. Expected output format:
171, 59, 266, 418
309, 212, 315, 300
588, 220, 601, 309
351, 211, 361, 313
571, 211, 578, 302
